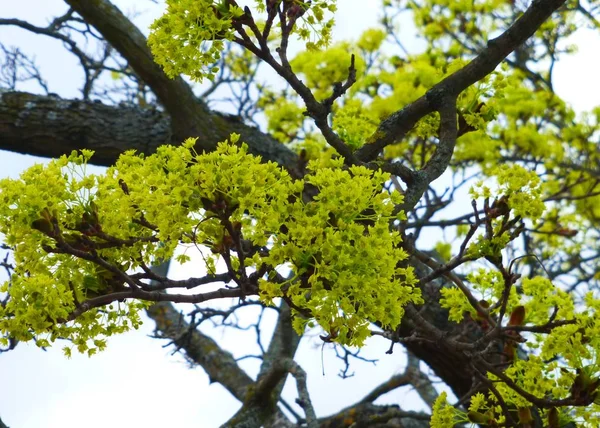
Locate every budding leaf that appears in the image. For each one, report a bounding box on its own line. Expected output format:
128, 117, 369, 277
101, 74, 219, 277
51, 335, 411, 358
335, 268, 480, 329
508, 305, 525, 326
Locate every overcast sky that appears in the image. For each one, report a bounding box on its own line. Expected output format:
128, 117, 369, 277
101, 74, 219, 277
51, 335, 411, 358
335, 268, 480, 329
1, 1, 599, 427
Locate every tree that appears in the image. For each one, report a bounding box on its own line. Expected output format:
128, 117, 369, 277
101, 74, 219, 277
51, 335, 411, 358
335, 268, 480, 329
1, 0, 599, 426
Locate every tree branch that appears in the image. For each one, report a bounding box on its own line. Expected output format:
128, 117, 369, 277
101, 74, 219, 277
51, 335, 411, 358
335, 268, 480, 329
63, 0, 212, 142
0, 91, 300, 172
0, 0, 571, 418
259, 301, 301, 397
59, 0, 300, 177
355, 0, 567, 162
399, 97, 458, 212
0, 91, 168, 164
357, 351, 438, 407
319, 402, 430, 428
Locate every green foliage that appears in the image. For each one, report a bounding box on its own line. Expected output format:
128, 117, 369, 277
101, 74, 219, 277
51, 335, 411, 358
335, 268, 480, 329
470, 164, 545, 222
148, 0, 244, 81
291, 43, 365, 100
260, 159, 421, 345
0, 137, 419, 349
149, 0, 337, 81
264, 99, 305, 142
331, 99, 378, 151
431, 392, 463, 426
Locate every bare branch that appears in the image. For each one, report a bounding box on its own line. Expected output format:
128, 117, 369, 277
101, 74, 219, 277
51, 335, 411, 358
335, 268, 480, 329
146, 300, 254, 401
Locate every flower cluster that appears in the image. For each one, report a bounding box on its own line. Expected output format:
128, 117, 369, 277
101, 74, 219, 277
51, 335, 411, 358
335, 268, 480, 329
470, 164, 545, 222
0, 135, 420, 351
149, 1, 338, 82
0, 150, 147, 356
148, 0, 244, 81
332, 99, 378, 151
260, 159, 421, 345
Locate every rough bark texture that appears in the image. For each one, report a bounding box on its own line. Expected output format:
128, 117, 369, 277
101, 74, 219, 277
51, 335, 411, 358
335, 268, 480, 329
0, 91, 300, 171
0, 91, 169, 164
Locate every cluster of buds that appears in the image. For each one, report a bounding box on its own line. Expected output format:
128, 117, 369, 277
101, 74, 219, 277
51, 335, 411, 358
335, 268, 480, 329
31, 207, 59, 238
32, 203, 103, 254
570, 366, 600, 404
77, 201, 102, 237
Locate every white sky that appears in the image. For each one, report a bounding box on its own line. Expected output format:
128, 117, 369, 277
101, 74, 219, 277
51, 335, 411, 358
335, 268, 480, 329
0, 1, 599, 427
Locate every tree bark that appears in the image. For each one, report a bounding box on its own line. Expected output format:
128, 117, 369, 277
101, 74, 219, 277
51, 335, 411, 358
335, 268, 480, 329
0, 91, 300, 172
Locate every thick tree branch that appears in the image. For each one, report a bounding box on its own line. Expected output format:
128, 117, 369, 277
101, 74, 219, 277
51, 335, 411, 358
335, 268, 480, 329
403, 352, 439, 408
258, 302, 301, 397
319, 402, 430, 428
0, 91, 169, 164
355, 0, 567, 162
261, 303, 302, 426
224, 360, 289, 427
399, 98, 458, 212
226, 358, 316, 428
63, 0, 212, 142
0, 91, 300, 171
207, 303, 302, 427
